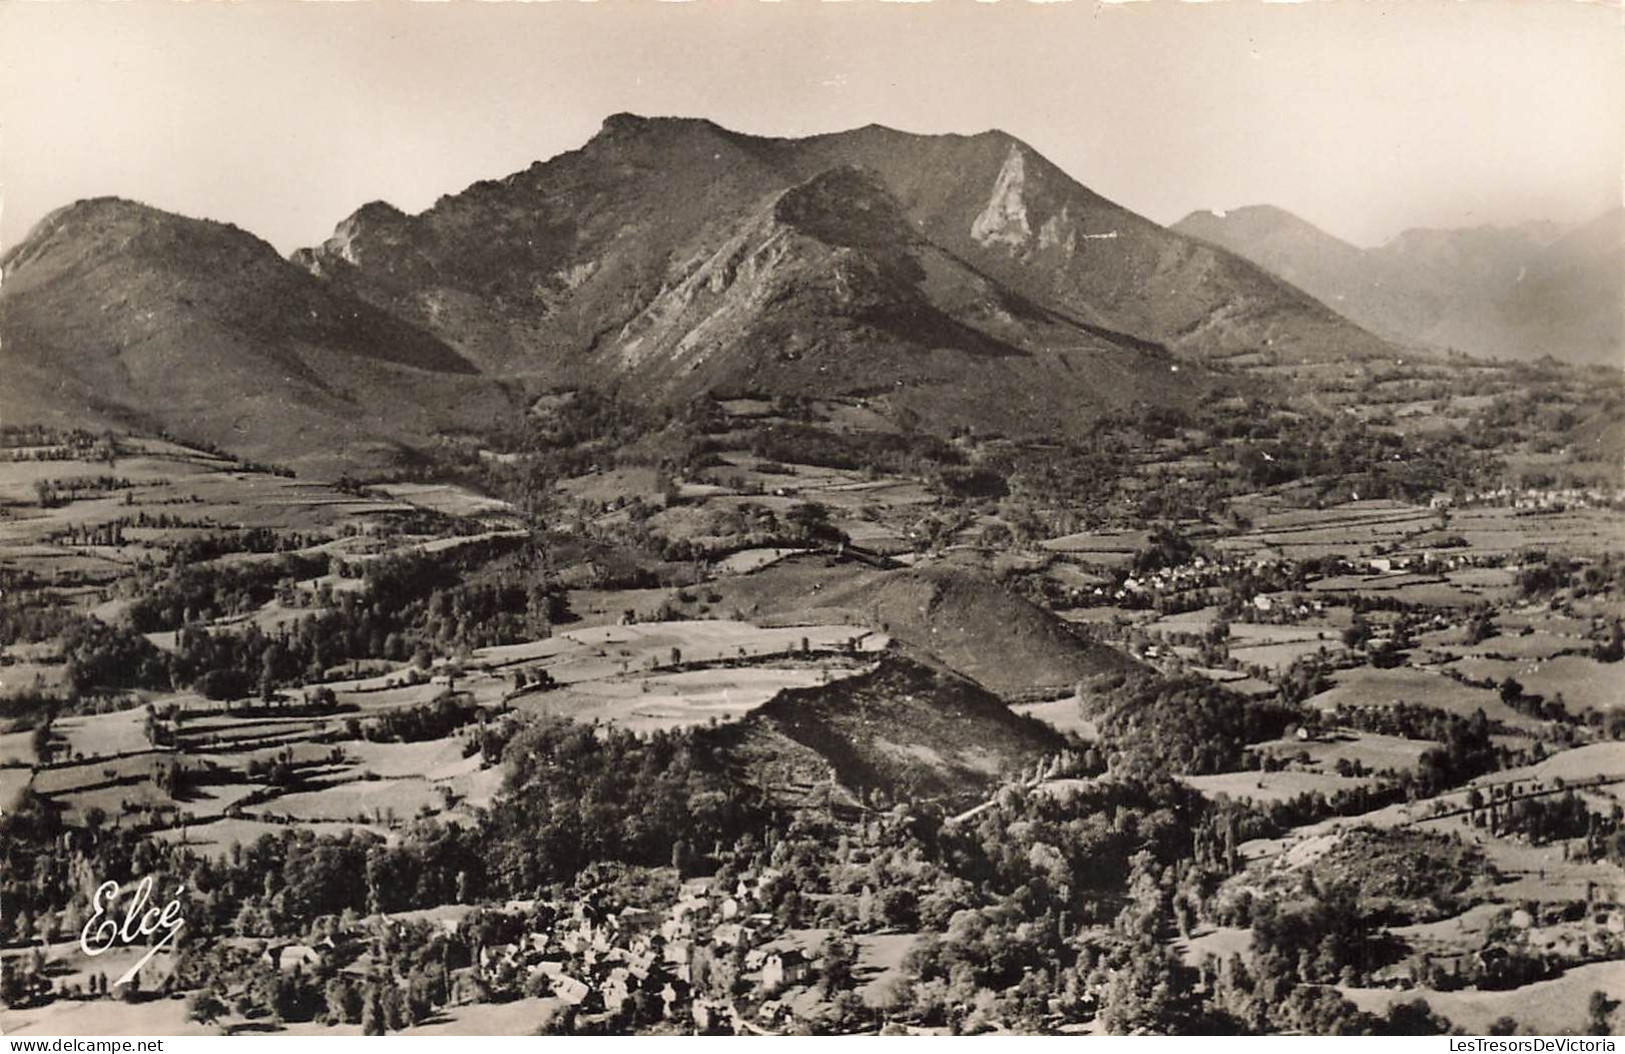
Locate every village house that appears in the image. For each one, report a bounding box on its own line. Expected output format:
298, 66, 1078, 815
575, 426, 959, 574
712, 922, 756, 948
618, 906, 660, 933
660, 979, 691, 1019
263, 943, 324, 973
760, 948, 810, 993
664, 940, 694, 983
532, 958, 569, 983
551, 974, 591, 1007
691, 997, 728, 1034
602, 967, 636, 1015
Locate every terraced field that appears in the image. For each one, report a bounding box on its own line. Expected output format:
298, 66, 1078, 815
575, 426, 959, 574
1306, 667, 1542, 729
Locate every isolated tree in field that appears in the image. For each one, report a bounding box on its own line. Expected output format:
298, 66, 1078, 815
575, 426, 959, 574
1588, 990, 1619, 1036
361, 984, 388, 1035
29, 724, 51, 763
0, 961, 24, 1008
817, 936, 858, 997
672, 838, 692, 877
1596, 619, 1624, 663
324, 977, 363, 1024
187, 991, 227, 1027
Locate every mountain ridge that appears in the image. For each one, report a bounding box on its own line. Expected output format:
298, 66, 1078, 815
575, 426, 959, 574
0, 197, 517, 472
297, 114, 1395, 393
3, 114, 1414, 471
1175, 203, 1622, 365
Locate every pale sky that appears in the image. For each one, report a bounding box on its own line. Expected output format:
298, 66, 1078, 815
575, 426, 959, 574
1, 0, 1619, 256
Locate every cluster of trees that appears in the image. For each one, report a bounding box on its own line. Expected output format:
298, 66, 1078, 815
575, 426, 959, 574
1087, 676, 1297, 778
1475, 787, 1624, 862
1496, 676, 1576, 724
0, 594, 79, 646
1465, 385, 1595, 453
176, 936, 457, 1032
737, 422, 963, 479
684, 500, 847, 553
362, 693, 481, 744
1231, 780, 1406, 835
484, 719, 769, 893
936, 779, 1201, 922
829, 796, 1465, 1035
31, 475, 133, 509
159, 527, 323, 565
1130, 523, 1198, 576
340, 541, 565, 652
60, 616, 171, 692
1333, 704, 1508, 798
52, 536, 569, 702
414, 389, 724, 522
126, 555, 326, 634
1217, 405, 1498, 502
0, 425, 118, 457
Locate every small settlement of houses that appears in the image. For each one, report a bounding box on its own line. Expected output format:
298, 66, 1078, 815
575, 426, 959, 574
246, 867, 848, 1034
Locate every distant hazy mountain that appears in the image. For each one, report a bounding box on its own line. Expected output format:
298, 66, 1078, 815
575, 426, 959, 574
1175, 205, 1622, 365
1489, 209, 1624, 367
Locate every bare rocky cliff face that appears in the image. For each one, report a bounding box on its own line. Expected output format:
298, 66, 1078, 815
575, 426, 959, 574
291, 114, 1393, 434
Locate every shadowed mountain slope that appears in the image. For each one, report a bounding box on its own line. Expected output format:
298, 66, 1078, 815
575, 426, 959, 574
710, 653, 1063, 802
0, 198, 516, 472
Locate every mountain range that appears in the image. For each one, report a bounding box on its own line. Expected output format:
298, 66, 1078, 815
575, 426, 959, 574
1174, 205, 1622, 366
10, 113, 1567, 472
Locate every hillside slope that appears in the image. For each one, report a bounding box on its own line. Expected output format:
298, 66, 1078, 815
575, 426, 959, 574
0, 198, 517, 472
598, 164, 1201, 435
714, 555, 1139, 697
712, 653, 1062, 802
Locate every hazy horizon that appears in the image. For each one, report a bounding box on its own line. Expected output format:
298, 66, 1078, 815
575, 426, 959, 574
2, 0, 1620, 257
